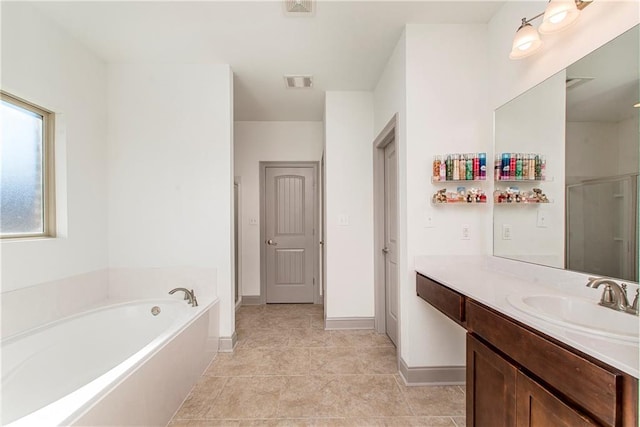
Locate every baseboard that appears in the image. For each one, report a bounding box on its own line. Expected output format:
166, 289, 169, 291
398, 356, 465, 385
241, 295, 262, 305
324, 317, 375, 330
218, 331, 237, 352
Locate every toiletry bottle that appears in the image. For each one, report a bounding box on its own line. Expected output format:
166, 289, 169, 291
440, 157, 446, 181
471, 153, 477, 180
509, 153, 516, 180
529, 154, 535, 180
458, 153, 465, 181
446, 155, 453, 181
433, 155, 440, 181
502, 153, 509, 180
522, 154, 529, 180
494, 154, 500, 181
479, 153, 486, 180
540, 155, 546, 180
467, 153, 478, 181
535, 154, 541, 180
453, 154, 460, 180
516, 153, 523, 180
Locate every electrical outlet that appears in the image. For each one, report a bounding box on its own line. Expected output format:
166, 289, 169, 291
462, 224, 470, 240
425, 215, 435, 228
502, 224, 512, 240
536, 211, 548, 228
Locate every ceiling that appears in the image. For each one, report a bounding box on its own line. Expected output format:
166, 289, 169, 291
32, 1, 504, 121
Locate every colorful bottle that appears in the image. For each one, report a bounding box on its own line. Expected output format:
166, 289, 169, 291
535, 154, 541, 180
528, 154, 535, 180
453, 154, 460, 180
540, 155, 546, 181
446, 155, 453, 181
467, 153, 473, 180
522, 154, 528, 180
440, 157, 446, 181
433, 155, 441, 181
459, 154, 466, 181
509, 153, 516, 180
494, 154, 501, 181
502, 153, 510, 180
516, 153, 523, 180
479, 153, 486, 180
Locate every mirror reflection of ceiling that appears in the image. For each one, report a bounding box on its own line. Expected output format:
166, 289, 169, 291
566, 26, 639, 123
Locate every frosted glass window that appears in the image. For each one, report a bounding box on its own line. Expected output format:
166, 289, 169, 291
1, 93, 54, 238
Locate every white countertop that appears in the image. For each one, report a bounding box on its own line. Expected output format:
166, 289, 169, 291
414, 255, 639, 379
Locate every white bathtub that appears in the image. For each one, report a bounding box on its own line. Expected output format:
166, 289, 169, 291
1, 297, 219, 426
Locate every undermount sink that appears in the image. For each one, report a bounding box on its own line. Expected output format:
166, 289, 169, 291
507, 294, 639, 342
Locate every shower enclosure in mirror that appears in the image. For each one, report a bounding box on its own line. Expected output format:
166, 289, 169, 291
493, 25, 639, 282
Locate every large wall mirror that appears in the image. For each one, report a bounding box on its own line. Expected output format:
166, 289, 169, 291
493, 25, 639, 282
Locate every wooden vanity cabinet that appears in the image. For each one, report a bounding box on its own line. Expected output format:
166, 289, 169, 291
416, 273, 639, 427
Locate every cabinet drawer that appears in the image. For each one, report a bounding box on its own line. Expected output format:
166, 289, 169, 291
417, 274, 465, 326
466, 300, 620, 426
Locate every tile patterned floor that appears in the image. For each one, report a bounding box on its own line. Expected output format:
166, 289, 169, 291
169, 304, 466, 427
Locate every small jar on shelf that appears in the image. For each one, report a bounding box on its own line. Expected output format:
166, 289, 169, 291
493, 186, 550, 204
432, 186, 487, 204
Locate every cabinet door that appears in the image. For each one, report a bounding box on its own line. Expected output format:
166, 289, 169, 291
516, 371, 597, 427
467, 334, 516, 427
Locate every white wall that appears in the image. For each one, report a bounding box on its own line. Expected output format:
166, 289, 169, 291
0, 3, 108, 292
233, 121, 323, 298
324, 92, 375, 319
107, 64, 234, 337
401, 24, 491, 367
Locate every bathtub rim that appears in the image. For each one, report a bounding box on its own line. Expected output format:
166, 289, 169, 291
4, 296, 218, 427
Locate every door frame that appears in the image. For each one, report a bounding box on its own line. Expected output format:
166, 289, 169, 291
373, 114, 399, 336
259, 161, 321, 304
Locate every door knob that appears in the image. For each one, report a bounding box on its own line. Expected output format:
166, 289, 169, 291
382, 247, 390, 254
266, 239, 278, 246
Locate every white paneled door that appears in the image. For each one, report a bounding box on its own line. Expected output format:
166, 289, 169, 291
384, 139, 398, 345
265, 166, 316, 303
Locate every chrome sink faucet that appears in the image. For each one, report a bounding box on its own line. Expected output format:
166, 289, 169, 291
586, 277, 637, 316
168, 287, 199, 307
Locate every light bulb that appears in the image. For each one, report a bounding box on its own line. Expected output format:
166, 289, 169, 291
509, 20, 543, 60
549, 11, 568, 24
539, 0, 580, 34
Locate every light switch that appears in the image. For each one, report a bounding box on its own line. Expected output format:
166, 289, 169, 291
502, 224, 512, 240
338, 214, 349, 226
249, 218, 258, 225
536, 211, 548, 228
462, 224, 470, 240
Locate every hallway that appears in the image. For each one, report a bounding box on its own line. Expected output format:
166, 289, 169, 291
169, 304, 466, 426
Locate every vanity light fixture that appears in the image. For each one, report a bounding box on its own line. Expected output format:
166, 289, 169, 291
634, 102, 640, 108
509, 0, 593, 60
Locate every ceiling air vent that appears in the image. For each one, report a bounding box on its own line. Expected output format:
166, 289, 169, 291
566, 77, 595, 91
284, 0, 315, 16
284, 75, 313, 89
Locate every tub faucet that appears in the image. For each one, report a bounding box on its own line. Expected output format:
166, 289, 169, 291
586, 277, 636, 315
168, 287, 198, 307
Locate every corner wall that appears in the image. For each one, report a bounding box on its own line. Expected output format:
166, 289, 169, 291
107, 64, 234, 337
233, 121, 323, 300
324, 92, 375, 320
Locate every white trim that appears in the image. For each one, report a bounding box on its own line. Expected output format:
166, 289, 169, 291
241, 295, 262, 305
397, 356, 466, 385
324, 317, 375, 330
373, 114, 399, 339
218, 331, 237, 352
